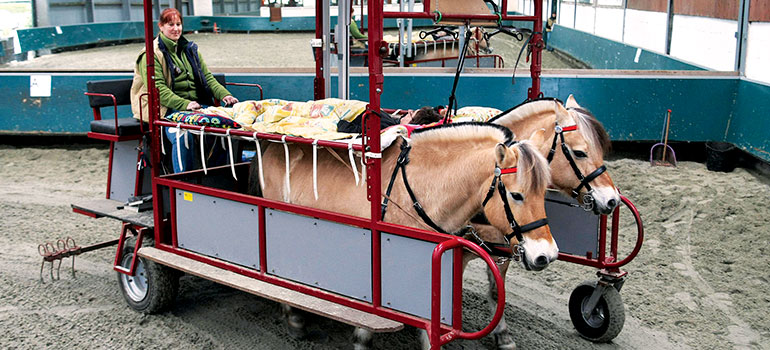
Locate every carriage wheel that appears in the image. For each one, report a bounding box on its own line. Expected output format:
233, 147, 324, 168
568, 280, 625, 342
117, 235, 179, 314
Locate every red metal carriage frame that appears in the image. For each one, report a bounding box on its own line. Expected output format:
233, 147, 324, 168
129, 0, 641, 348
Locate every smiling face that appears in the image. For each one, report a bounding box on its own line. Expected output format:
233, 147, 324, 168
158, 9, 183, 42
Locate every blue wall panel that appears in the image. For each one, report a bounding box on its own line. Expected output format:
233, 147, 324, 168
0, 72, 766, 162
729, 79, 770, 158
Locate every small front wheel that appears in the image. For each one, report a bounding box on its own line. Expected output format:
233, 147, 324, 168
117, 235, 179, 314
568, 280, 625, 342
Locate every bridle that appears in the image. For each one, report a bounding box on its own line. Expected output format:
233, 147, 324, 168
546, 121, 607, 211
381, 140, 548, 262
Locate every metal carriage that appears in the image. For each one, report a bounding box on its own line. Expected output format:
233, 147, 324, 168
57, 0, 645, 347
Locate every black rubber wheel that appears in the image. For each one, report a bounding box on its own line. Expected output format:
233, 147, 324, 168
117, 235, 179, 314
568, 280, 625, 342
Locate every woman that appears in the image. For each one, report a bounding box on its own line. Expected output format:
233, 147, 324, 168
130, 8, 239, 173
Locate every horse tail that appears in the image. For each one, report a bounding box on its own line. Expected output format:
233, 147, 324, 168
514, 140, 550, 193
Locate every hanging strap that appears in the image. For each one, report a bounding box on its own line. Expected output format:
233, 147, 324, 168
226, 129, 237, 180
252, 132, 265, 191
281, 135, 291, 202
199, 126, 208, 174
443, 25, 473, 124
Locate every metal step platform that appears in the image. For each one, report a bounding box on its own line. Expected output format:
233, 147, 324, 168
71, 199, 154, 228
138, 246, 404, 333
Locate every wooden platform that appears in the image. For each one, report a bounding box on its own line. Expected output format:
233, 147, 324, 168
138, 247, 404, 333
71, 198, 154, 228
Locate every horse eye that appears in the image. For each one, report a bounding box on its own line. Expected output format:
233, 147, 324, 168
573, 150, 588, 159
510, 192, 525, 201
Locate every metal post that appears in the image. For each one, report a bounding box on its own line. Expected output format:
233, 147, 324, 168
398, 0, 405, 67
85, 0, 95, 22
735, 0, 750, 74
529, 0, 542, 99
122, 0, 132, 20
665, 0, 674, 55
572, 0, 576, 28
337, 0, 350, 99
621, 0, 627, 42
322, 0, 330, 97
406, 0, 414, 58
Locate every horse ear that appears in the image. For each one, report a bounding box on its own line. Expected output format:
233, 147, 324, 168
528, 128, 547, 146
495, 143, 516, 167
565, 94, 581, 109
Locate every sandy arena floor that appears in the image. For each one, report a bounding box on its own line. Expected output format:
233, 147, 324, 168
1, 31, 582, 70
0, 143, 768, 349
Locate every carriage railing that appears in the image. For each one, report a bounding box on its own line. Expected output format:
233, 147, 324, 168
150, 119, 507, 341
557, 195, 644, 272
385, 54, 505, 68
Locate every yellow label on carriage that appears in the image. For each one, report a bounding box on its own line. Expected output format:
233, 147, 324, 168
183, 192, 193, 202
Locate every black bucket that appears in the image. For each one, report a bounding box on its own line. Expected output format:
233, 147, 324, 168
705, 142, 737, 172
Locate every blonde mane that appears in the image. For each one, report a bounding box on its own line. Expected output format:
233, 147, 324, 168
410, 122, 513, 147
513, 140, 550, 195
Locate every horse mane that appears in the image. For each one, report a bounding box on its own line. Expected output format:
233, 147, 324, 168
487, 97, 563, 123
411, 121, 514, 146
514, 140, 550, 195
568, 107, 612, 155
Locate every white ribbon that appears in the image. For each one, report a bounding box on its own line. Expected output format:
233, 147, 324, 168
160, 126, 166, 155
348, 137, 360, 186
226, 129, 237, 180
253, 132, 265, 191
282, 135, 291, 202
175, 123, 184, 172
199, 126, 207, 174
312, 139, 319, 201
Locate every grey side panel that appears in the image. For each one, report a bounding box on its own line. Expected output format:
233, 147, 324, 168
381, 233, 453, 324
175, 190, 260, 269
545, 190, 600, 257
109, 140, 140, 201
265, 209, 372, 302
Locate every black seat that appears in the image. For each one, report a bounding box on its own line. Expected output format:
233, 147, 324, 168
89, 118, 143, 136
86, 78, 144, 136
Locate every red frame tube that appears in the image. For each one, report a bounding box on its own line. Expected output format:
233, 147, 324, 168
557, 195, 644, 269
131, 0, 549, 347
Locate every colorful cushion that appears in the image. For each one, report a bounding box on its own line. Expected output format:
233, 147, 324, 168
165, 111, 242, 129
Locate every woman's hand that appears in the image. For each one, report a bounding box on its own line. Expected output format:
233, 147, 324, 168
222, 95, 239, 106
186, 101, 201, 110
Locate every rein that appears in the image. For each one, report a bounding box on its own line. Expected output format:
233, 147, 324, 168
380, 140, 548, 260
546, 122, 607, 204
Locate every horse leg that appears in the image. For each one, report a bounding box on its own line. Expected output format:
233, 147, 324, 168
352, 327, 374, 350
487, 260, 515, 350
280, 304, 307, 339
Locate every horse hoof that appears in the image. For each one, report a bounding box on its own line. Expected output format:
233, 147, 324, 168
494, 332, 516, 350
285, 317, 307, 340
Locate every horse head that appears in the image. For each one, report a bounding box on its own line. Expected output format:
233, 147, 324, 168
556, 95, 620, 214
470, 26, 493, 54
491, 97, 620, 215
481, 139, 558, 271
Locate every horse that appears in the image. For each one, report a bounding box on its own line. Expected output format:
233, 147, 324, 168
462, 95, 620, 349
247, 122, 556, 347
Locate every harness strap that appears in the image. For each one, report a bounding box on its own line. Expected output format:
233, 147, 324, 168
573, 165, 606, 197
381, 140, 410, 219
400, 163, 448, 234
504, 218, 549, 243
443, 25, 473, 124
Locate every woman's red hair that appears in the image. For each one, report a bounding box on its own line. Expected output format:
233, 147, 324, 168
159, 8, 183, 26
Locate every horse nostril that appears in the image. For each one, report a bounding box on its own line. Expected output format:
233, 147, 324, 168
607, 199, 617, 208
534, 255, 549, 267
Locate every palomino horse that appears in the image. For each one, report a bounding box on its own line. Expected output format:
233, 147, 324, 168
463, 95, 620, 349
248, 122, 556, 346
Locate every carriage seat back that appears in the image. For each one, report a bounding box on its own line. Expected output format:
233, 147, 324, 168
86, 78, 142, 137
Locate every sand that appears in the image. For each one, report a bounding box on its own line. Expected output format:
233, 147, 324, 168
0, 143, 768, 349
